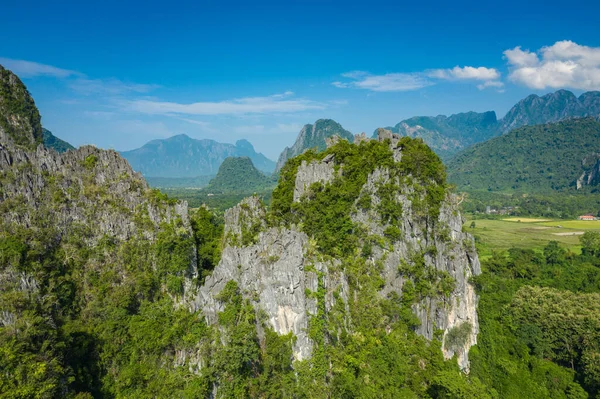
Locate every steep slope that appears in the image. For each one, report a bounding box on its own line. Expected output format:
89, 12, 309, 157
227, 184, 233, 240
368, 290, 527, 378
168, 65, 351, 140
0, 65, 42, 150
1, 65, 491, 397
0, 65, 211, 397
121, 134, 275, 177
275, 119, 353, 172
447, 118, 600, 192
373, 111, 499, 160
233, 139, 275, 173
190, 129, 482, 388
205, 156, 274, 193
42, 127, 75, 153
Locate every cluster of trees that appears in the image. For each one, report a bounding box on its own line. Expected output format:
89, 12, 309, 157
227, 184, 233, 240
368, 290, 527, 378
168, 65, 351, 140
460, 190, 600, 219
470, 233, 600, 397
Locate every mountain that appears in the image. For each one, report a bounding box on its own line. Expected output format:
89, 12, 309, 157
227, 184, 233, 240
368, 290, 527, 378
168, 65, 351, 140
499, 90, 600, 133
2, 64, 599, 398
205, 156, 275, 193
275, 119, 353, 172
0, 64, 212, 397
121, 134, 275, 178
372, 111, 499, 160
0, 65, 42, 150
0, 64, 486, 396
376, 90, 600, 160
42, 128, 75, 153
447, 118, 600, 193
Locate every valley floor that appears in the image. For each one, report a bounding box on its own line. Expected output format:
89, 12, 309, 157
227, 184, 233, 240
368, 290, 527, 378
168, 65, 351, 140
464, 216, 600, 257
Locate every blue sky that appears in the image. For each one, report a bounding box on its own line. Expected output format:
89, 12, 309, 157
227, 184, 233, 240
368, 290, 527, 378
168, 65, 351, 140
2, 0, 600, 159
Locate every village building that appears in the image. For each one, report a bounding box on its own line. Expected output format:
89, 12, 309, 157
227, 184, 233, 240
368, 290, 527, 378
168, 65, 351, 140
578, 214, 598, 221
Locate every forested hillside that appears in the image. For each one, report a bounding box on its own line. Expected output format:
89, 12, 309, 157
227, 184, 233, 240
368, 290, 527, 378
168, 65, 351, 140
205, 156, 275, 193
447, 118, 600, 193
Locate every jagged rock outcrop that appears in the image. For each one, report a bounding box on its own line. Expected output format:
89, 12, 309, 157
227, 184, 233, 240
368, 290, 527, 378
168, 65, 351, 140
577, 155, 600, 189
0, 143, 189, 240
293, 154, 337, 201
275, 119, 353, 172
193, 128, 481, 371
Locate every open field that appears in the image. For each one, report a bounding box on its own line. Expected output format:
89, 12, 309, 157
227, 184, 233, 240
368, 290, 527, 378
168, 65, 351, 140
464, 216, 600, 257
502, 217, 552, 223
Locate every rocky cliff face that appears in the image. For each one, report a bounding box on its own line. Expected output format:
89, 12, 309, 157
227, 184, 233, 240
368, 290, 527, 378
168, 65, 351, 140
0, 65, 205, 397
577, 155, 600, 189
275, 119, 353, 172
191, 130, 481, 371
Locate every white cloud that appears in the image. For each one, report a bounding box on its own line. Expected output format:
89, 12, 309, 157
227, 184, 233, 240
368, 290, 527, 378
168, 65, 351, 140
333, 71, 432, 92
0, 57, 80, 78
69, 78, 160, 95
126, 92, 325, 116
428, 66, 500, 81
505, 40, 600, 90
504, 46, 539, 67
334, 66, 502, 92
476, 80, 505, 90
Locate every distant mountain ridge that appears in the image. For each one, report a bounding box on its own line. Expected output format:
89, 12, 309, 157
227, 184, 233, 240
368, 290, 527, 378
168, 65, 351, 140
373, 90, 600, 160
42, 128, 74, 153
499, 89, 600, 133
121, 134, 275, 178
447, 118, 600, 193
372, 111, 498, 160
275, 119, 353, 172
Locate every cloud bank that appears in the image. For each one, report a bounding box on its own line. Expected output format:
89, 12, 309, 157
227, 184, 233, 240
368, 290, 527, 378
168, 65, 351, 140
334, 66, 502, 92
505, 40, 600, 90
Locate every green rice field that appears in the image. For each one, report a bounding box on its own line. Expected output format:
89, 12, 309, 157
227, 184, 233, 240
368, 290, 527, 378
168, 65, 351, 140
463, 216, 600, 258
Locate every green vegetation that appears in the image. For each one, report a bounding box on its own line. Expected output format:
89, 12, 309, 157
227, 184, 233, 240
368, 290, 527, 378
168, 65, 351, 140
469, 236, 600, 398
271, 137, 446, 257
42, 128, 75, 153
276, 118, 354, 171
373, 111, 499, 160
464, 217, 600, 257
205, 156, 276, 194
459, 190, 600, 220
0, 66, 43, 149
448, 118, 600, 193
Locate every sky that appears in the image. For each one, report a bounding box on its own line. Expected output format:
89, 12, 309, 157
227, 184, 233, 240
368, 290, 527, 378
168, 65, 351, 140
1, 0, 600, 159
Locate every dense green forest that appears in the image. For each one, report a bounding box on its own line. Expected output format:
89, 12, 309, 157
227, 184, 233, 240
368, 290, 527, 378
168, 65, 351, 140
470, 236, 600, 398
448, 118, 600, 193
